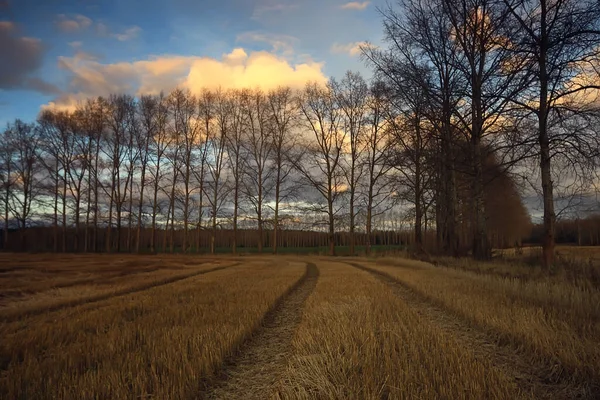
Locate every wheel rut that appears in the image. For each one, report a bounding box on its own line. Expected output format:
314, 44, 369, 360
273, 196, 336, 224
200, 262, 319, 400
347, 261, 592, 400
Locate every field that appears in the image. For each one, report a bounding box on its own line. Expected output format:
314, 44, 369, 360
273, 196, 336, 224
0, 253, 598, 399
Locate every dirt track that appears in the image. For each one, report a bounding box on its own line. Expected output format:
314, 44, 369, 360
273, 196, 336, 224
347, 261, 590, 400
201, 262, 319, 399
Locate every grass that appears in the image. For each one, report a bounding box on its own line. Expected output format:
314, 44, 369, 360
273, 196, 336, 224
370, 257, 600, 394
147, 244, 407, 256
275, 260, 524, 399
0, 257, 305, 399
0, 254, 232, 321
1, 253, 597, 399
435, 245, 600, 287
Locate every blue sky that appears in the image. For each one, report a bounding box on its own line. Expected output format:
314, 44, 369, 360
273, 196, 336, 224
0, 0, 388, 127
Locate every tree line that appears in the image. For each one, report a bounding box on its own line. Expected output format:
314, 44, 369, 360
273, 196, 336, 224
2, 0, 599, 266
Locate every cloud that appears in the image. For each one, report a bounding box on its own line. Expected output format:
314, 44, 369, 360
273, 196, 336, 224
331, 41, 373, 56
96, 23, 141, 41
186, 49, 326, 91
44, 48, 327, 111
252, 2, 298, 20
112, 26, 141, 41
236, 31, 297, 55
340, 1, 370, 10
56, 14, 92, 32
0, 21, 61, 94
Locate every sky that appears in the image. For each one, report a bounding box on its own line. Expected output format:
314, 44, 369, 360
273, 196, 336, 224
0, 0, 388, 127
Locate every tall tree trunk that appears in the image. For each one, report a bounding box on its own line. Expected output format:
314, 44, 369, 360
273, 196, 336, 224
136, 158, 148, 253
61, 174, 67, 252
539, 3, 554, 268
183, 163, 190, 253
3, 161, 11, 251
232, 179, 238, 255
272, 172, 280, 255
127, 169, 134, 253
366, 178, 374, 256
150, 161, 161, 253
328, 195, 335, 256
349, 167, 355, 256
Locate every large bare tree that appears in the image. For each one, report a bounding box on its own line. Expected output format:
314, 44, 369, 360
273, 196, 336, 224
503, 0, 600, 267
331, 71, 368, 256
242, 88, 274, 253
268, 86, 300, 254
296, 82, 346, 256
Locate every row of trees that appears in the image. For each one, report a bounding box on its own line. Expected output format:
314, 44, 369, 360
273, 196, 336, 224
363, 0, 600, 266
0, 76, 530, 256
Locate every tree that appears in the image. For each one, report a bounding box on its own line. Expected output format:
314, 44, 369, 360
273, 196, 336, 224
206, 89, 231, 254
331, 71, 368, 256
268, 86, 300, 254
135, 95, 159, 253
226, 89, 247, 254
193, 89, 214, 252
38, 110, 75, 252
242, 88, 274, 253
362, 81, 395, 255
170, 89, 201, 253
385, 65, 435, 253
103, 94, 136, 253
364, 0, 464, 256
0, 125, 16, 249
503, 0, 600, 267
148, 93, 171, 253
6, 121, 42, 238
296, 82, 346, 256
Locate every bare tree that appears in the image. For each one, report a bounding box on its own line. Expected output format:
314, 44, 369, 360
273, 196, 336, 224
0, 124, 15, 249
6, 121, 42, 237
331, 71, 368, 256
77, 98, 106, 252
362, 81, 395, 255
226, 89, 247, 254
242, 88, 274, 253
503, 0, 600, 267
206, 89, 231, 254
135, 95, 159, 253
103, 94, 136, 253
170, 89, 201, 253
148, 93, 170, 253
364, 0, 464, 256
38, 110, 75, 252
268, 86, 300, 254
192, 89, 214, 252
296, 82, 346, 256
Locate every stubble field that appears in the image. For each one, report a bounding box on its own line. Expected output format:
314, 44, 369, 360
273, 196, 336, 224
0, 253, 598, 399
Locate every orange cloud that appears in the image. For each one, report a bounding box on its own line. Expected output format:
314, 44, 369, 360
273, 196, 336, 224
43, 48, 327, 111
340, 1, 370, 10
331, 41, 374, 56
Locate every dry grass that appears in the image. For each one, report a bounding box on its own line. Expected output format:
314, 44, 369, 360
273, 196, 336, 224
275, 260, 523, 399
2, 253, 596, 399
371, 257, 600, 394
0, 254, 232, 321
441, 246, 600, 287
0, 257, 305, 399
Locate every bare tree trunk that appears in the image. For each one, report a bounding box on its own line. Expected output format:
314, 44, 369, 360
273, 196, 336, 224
84, 162, 92, 252
61, 174, 67, 252
136, 163, 148, 254
93, 138, 100, 253
272, 175, 280, 254
151, 163, 160, 253
127, 168, 134, 253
